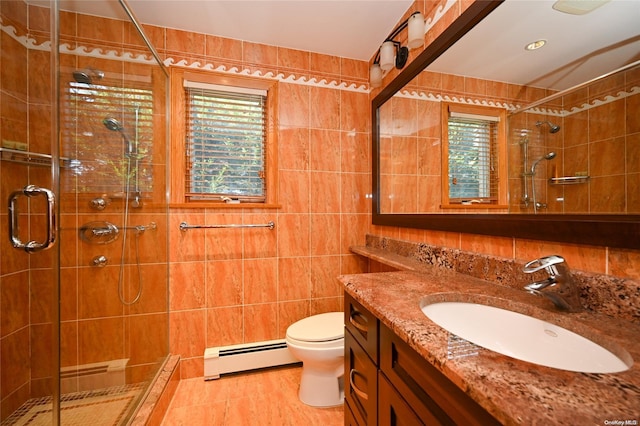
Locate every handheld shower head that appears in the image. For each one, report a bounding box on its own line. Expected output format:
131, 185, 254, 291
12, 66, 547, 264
536, 120, 561, 134
103, 117, 124, 132
530, 151, 556, 174
72, 68, 104, 85
103, 117, 135, 157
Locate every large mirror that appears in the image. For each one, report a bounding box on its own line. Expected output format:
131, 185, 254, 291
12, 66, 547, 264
372, 0, 640, 248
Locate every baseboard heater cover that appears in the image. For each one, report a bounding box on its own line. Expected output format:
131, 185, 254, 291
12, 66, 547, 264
204, 339, 299, 380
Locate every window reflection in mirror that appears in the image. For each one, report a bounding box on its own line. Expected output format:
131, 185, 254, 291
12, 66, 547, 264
441, 103, 507, 210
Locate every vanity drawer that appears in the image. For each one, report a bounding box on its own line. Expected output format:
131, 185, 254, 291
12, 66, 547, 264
345, 293, 378, 364
379, 324, 500, 426
345, 329, 378, 426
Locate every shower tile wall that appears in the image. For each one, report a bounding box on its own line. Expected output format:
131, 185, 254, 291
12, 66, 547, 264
549, 68, 640, 214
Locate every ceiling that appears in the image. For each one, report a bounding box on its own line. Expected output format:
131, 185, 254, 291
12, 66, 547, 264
430, 0, 640, 90
39, 0, 640, 90
52, 0, 414, 61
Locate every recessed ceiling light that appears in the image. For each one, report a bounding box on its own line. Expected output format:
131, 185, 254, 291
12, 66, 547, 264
552, 0, 611, 15
525, 40, 547, 51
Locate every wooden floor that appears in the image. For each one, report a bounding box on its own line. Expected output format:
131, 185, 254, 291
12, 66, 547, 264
161, 366, 344, 425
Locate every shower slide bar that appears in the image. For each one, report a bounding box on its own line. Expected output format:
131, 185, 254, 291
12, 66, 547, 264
179, 221, 275, 231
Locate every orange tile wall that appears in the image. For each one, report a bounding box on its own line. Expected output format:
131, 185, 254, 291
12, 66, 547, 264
149, 22, 372, 378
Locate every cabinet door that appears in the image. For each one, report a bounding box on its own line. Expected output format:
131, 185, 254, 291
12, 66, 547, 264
380, 324, 500, 426
379, 372, 433, 426
345, 330, 378, 426
345, 293, 378, 364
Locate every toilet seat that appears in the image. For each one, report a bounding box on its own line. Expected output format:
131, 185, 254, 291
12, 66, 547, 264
286, 312, 343, 342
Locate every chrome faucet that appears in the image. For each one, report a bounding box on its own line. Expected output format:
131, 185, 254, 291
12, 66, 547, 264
523, 255, 582, 312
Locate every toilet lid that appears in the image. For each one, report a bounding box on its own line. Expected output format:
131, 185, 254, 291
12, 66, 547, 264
286, 312, 344, 342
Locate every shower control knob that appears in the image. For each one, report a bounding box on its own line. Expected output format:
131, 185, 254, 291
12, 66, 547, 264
92, 255, 108, 267
90, 197, 109, 211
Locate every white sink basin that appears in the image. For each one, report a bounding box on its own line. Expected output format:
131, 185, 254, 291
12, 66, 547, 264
421, 302, 632, 373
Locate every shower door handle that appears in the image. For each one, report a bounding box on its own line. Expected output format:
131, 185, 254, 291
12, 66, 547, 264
8, 185, 56, 253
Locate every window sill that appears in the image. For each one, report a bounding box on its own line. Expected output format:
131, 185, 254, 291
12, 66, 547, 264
170, 202, 282, 209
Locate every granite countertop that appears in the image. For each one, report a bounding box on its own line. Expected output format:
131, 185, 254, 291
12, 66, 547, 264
340, 268, 640, 425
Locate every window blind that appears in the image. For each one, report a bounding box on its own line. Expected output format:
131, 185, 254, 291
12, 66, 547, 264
185, 84, 267, 201
62, 81, 154, 194
447, 116, 498, 202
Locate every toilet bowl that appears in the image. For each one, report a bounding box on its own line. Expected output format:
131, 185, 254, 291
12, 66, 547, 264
285, 312, 344, 407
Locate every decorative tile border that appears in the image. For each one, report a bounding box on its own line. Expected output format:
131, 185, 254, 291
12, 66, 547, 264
424, 0, 457, 35
1, 16, 368, 93
395, 84, 639, 117
395, 88, 524, 111
164, 58, 369, 92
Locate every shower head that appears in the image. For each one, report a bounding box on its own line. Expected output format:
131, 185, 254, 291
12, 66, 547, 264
103, 117, 124, 132
543, 151, 557, 160
536, 120, 561, 134
103, 117, 135, 157
530, 151, 556, 174
72, 68, 104, 85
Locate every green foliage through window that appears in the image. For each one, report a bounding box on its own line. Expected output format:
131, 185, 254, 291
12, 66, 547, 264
447, 117, 497, 201
186, 86, 266, 201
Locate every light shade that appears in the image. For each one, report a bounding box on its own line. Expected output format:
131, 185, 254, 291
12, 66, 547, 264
379, 41, 396, 71
369, 63, 382, 88
407, 12, 424, 49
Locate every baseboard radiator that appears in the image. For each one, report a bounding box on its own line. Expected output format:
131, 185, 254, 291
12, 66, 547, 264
204, 339, 300, 380
60, 358, 129, 393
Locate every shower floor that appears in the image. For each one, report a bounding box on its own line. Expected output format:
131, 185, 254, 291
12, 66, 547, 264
2, 383, 145, 426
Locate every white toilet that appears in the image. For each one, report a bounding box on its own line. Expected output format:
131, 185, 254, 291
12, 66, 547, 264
285, 312, 345, 407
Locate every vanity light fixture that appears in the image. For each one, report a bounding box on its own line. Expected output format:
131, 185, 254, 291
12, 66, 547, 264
370, 11, 425, 86
370, 63, 383, 88
525, 39, 547, 51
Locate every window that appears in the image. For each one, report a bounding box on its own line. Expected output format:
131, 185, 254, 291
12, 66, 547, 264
441, 103, 507, 208
170, 68, 278, 207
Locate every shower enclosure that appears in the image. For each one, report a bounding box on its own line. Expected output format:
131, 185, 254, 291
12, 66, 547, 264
508, 60, 640, 214
0, 1, 169, 424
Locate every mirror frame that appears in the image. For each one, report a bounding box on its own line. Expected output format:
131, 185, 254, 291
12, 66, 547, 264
371, 0, 640, 249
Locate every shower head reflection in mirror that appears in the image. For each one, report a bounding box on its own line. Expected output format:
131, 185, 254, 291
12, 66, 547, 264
536, 120, 561, 134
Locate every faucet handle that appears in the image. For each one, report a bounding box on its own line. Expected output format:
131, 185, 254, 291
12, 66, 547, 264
523, 255, 565, 274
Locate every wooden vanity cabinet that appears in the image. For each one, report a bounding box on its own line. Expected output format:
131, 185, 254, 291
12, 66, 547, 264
344, 292, 500, 426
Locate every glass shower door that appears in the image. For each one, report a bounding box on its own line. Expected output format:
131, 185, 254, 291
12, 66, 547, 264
1, 0, 60, 424
2, 1, 169, 424
56, 0, 169, 424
